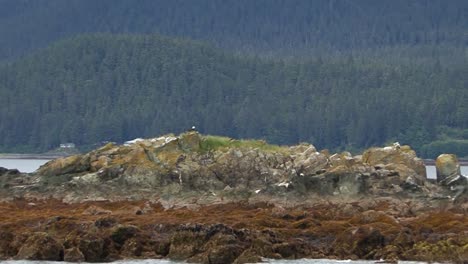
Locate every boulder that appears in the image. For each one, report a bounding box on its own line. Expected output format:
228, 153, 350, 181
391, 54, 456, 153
435, 154, 461, 184
16, 232, 63, 261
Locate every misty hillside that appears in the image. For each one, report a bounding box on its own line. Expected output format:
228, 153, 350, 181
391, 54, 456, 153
0, 0, 467, 61
0, 34, 466, 157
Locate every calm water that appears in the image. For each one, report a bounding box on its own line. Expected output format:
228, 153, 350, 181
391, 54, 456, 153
426, 165, 468, 179
0, 158, 467, 179
0, 260, 430, 264
0, 159, 50, 173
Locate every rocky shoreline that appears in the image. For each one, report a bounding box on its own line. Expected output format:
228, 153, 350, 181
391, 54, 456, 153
0, 132, 467, 263
0, 198, 466, 263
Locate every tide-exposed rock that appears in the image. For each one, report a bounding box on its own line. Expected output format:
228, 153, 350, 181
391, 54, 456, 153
362, 145, 426, 184
0, 199, 466, 263
2, 132, 448, 203
15, 232, 64, 261
63, 247, 85, 262
0, 133, 467, 263
0, 230, 16, 258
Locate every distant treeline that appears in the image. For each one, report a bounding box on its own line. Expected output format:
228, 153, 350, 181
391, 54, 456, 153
0, 34, 466, 158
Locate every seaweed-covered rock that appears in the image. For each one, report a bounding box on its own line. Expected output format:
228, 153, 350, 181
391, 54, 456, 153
0, 230, 16, 259
16, 232, 64, 261
168, 224, 248, 263
64, 247, 85, 262
110, 225, 140, 245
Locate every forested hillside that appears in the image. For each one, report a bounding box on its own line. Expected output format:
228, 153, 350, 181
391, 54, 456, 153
0, 0, 466, 61
0, 34, 466, 157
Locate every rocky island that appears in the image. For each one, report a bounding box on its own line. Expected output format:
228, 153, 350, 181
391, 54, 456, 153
0, 132, 467, 263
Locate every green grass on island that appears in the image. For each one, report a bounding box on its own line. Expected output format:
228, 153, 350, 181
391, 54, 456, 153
199, 135, 287, 153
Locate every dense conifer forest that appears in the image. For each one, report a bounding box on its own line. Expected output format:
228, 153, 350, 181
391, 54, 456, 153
0, 1, 466, 158
0, 34, 467, 157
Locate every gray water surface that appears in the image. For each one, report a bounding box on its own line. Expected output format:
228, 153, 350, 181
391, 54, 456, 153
425, 165, 468, 179
0, 159, 50, 173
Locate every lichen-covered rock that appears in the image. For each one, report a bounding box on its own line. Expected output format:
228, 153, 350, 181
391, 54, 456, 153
179, 131, 201, 151
16, 232, 64, 261
37, 155, 90, 176
362, 145, 426, 183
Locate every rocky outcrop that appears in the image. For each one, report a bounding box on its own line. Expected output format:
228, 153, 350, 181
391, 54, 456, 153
0, 132, 448, 203
1, 133, 467, 263
362, 145, 426, 184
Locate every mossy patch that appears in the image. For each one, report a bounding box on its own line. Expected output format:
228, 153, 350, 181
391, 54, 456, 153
199, 135, 287, 153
